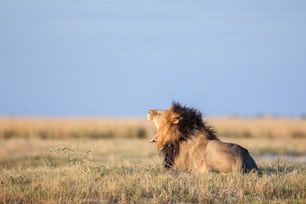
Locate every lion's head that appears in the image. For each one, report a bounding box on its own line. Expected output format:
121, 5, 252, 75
148, 102, 216, 168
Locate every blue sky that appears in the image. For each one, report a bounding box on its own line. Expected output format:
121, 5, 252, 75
0, 1, 305, 116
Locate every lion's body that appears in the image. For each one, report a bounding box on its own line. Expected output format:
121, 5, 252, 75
148, 102, 258, 173
176, 136, 257, 172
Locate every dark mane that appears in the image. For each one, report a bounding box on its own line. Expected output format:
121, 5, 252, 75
162, 142, 179, 168
161, 102, 218, 168
172, 102, 217, 140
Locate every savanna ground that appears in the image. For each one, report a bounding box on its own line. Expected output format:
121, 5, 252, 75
0, 117, 305, 203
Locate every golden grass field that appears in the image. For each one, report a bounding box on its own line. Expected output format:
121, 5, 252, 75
1, 116, 306, 139
0, 117, 305, 203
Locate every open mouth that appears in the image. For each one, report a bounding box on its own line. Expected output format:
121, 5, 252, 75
149, 134, 158, 143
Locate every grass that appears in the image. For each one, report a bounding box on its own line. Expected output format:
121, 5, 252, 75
209, 117, 306, 138
0, 117, 153, 140
0, 117, 305, 203
0, 138, 305, 203
1, 117, 306, 140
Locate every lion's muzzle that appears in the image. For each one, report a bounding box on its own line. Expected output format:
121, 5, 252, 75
147, 110, 155, 121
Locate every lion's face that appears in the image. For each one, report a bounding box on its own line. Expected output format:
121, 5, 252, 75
147, 106, 181, 149
147, 109, 168, 130
147, 109, 167, 143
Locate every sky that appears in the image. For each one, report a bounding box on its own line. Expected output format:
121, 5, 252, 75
0, 1, 306, 117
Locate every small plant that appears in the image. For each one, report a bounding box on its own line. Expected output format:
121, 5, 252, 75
49, 140, 94, 174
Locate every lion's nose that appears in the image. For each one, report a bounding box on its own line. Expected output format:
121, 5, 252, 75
147, 110, 154, 121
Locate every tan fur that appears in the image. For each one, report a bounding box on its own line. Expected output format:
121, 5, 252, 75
148, 104, 258, 173
148, 108, 181, 150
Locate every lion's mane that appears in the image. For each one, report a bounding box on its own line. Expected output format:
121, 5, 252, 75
157, 102, 217, 168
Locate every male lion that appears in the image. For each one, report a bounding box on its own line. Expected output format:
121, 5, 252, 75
148, 102, 258, 173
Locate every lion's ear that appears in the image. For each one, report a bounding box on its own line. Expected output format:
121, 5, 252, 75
172, 118, 179, 125
170, 113, 181, 125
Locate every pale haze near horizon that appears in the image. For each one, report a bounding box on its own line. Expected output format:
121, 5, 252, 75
0, 1, 305, 117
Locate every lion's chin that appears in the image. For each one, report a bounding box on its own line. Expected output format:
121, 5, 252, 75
149, 134, 158, 143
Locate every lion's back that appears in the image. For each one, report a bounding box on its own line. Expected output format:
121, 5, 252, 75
205, 140, 258, 173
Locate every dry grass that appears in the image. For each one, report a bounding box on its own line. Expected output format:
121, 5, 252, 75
0, 117, 306, 203
0, 117, 154, 140
209, 117, 306, 138
1, 116, 306, 155
0, 138, 305, 203
1, 117, 306, 140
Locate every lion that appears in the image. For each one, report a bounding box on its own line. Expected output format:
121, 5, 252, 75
147, 102, 258, 173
